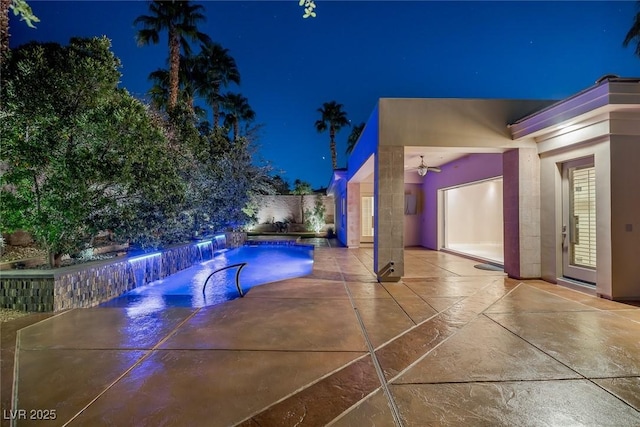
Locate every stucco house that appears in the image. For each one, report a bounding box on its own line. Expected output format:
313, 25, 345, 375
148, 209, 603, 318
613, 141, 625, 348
328, 76, 640, 301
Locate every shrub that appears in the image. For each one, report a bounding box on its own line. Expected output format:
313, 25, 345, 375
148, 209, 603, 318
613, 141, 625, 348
304, 195, 326, 233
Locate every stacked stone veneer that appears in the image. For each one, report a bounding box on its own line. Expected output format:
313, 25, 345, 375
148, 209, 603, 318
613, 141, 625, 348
0, 277, 54, 312
0, 233, 241, 312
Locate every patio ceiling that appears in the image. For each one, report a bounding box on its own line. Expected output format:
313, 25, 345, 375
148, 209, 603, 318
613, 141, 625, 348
351, 146, 505, 184
403, 146, 467, 171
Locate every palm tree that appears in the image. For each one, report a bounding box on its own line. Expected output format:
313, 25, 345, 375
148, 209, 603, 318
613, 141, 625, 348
623, 2, 640, 57
134, 0, 210, 110
148, 66, 207, 119
150, 53, 208, 114
315, 101, 350, 169
195, 40, 240, 127
292, 179, 313, 225
147, 57, 192, 109
222, 93, 255, 141
346, 122, 365, 155
147, 68, 172, 111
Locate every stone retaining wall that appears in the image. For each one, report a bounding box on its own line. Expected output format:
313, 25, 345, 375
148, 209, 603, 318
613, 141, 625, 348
0, 277, 54, 312
54, 260, 134, 311
0, 233, 243, 312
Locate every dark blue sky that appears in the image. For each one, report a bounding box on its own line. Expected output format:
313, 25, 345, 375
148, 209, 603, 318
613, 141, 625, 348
10, 1, 640, 189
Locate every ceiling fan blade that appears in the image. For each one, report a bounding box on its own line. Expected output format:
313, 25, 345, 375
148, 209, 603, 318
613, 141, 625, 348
427, 167, 442, 173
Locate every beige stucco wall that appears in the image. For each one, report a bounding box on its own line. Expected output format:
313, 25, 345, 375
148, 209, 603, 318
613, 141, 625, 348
255, 195, 334, 225
609, 136, 640, 299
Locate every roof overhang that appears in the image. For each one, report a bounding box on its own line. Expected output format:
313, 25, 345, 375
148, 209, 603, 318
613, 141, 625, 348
327, 169, 347, 196
510, 78, 640, 140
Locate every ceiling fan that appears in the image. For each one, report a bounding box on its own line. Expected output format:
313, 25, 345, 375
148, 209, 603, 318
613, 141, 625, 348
412, 155, 441, 176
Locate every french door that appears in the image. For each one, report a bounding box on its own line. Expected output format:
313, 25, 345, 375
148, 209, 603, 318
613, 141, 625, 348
562, 158, 596, 284
361, 196, 374, 243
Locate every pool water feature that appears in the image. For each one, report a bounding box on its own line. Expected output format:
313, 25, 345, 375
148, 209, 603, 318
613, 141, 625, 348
102, 244, 314, 312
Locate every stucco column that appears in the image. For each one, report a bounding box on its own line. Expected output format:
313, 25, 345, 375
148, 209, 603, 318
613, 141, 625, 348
609, 135, 640, 299
503, 148, 541, 279
346, 182, 360, 248
374, 145, 404, 281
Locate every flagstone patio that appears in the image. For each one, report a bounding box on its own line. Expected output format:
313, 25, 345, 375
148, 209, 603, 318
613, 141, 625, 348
2, 247, 639, 426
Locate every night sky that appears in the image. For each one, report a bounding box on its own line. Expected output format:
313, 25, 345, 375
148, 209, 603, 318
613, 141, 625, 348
9, 1, 640, 189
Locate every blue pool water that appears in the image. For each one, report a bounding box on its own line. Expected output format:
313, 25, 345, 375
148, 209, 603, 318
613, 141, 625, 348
102, 244, 314, 312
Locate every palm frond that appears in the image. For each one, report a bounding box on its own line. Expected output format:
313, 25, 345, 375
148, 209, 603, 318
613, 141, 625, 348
135, 28, 160, 46
623, 12, 640, 57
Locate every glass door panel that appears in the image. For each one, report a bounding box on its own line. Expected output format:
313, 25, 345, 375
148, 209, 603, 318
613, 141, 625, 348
562, 158, 596, 284
361, 196, 374, 243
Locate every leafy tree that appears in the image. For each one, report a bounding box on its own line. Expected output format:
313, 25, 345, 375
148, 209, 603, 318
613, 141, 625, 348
1, 37, 184, 265
270, 175, 291, 195
138, 93, 271, 240
222, 92, 255, 141
207, 140, 255, 230
299, 0, 317, 18
134, 0, 210, 110
185, 130, 271, 233
346, 122, 365, 155
315, 101, 350, 169
1, 0, 39, 63
168, 102, 272, 236
623, 1, 640, 57
195, 40, 240, 128
6, 0, 37, 26
241, 169, 277, 230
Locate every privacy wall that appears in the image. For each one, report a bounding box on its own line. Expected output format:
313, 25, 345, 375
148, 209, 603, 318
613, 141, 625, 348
255, 195, 334, 225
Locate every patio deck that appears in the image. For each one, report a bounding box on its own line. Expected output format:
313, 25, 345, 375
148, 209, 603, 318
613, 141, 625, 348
2, 247, 640, 426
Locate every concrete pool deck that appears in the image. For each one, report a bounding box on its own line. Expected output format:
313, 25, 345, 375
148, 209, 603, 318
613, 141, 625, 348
2, 247, 640, 426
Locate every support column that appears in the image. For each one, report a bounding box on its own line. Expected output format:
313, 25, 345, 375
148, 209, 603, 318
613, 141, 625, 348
503, 148, 541, 279
609, 135, 640, 299
374, 146, 404, 281
346, 182, 360, 248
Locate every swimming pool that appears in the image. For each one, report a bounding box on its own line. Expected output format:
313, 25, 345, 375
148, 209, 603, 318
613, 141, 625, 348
102, 244, 314, 313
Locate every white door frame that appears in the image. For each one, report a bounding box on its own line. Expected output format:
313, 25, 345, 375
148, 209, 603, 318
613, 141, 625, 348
360, 194, 374, 243
561, 157, 596, 284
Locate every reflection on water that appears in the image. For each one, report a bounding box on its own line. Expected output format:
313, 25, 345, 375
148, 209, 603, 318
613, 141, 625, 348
125, 294, 166, 318
104, 245, 314, 314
